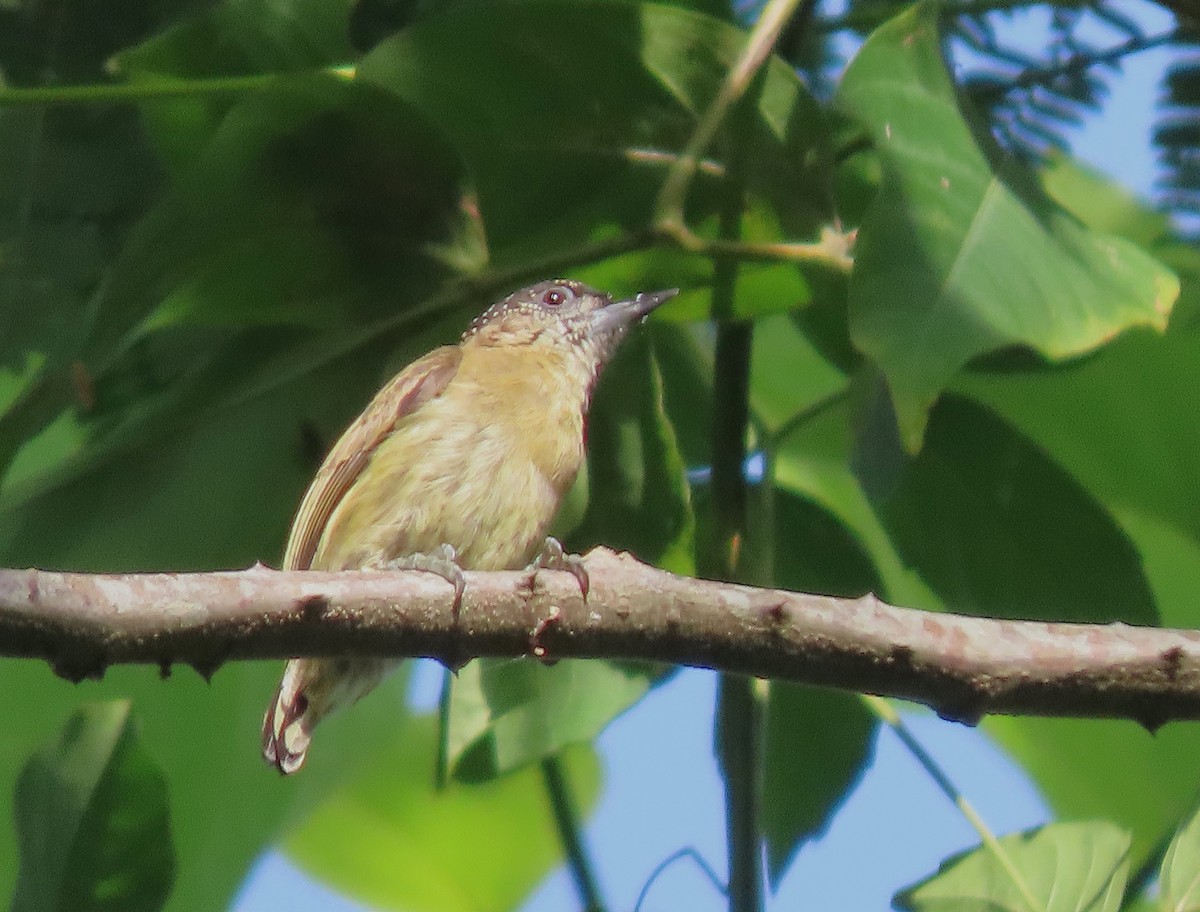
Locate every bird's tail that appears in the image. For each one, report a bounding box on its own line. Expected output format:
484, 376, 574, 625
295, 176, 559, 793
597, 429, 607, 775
262, 659, 320, 775
262, 657, 396, 775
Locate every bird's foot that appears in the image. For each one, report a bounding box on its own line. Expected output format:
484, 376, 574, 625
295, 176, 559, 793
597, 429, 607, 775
377, 543, 466, 610
526, 537, 589, 600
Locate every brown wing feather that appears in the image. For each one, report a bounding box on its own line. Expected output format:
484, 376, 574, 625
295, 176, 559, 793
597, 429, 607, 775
283, 345, 462, 571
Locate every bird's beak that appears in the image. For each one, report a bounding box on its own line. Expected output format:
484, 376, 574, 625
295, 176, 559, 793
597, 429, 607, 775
591, 288, 680, 336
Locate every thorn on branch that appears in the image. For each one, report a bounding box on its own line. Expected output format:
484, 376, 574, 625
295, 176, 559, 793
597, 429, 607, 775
1137, 710, 1167, 735
190, 646, 229, 683
52, 648, 107, 684
935, 700, 984, 728
760, 598, 788, 625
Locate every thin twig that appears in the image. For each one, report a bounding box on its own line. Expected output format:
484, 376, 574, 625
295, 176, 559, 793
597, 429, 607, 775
863, 696, 1045, 912
633, 847, 727, 912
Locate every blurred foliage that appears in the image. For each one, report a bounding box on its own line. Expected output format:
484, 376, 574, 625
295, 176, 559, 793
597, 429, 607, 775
2, 0, 1200, 910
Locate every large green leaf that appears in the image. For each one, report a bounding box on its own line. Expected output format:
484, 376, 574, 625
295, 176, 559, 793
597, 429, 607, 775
114, 0, 356, 172
12, 701, 173, 912
837, 2, 1177, 449
286, 715, 600, 912
358, 0, 833, 285
896, 821, 1130, 912
937, 161, 1200, 865
958, 333, 1200, 862
880, 396, 1156, 625
0, 76, 473, 519
766, 300, 1187, 864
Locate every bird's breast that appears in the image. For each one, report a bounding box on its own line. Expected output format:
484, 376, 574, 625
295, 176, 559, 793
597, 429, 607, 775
315, 359, 588, 572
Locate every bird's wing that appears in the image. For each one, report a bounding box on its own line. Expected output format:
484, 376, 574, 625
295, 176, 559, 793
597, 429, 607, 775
283, 345, 463, 571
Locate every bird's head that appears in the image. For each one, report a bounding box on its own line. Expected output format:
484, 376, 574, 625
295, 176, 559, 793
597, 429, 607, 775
462, 280, 678, 371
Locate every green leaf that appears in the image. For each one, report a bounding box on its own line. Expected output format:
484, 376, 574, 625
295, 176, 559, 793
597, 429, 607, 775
896, 821, 1131, 912
773, 396, 933, 610
114, 0, 355, 173
1039, 157, 1200, 333
0, 353, 433, 910
0, 77, 472, 518
358, 0, 833, 282
945, 171, 1200, 863
836, 2, 1178, 449
880, 396, 1156, 625
762, 685, 875, 888
446, 660, 664, 781
1161, 799, 1200, 912
573, 330, 696, 573
12, 701, 173, 912
751, 313, 847, 436
286, 714, 600, 912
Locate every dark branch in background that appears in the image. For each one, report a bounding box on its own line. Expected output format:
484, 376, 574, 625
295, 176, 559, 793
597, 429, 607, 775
4, 547, 1200, 731
969, 28, 1180, 105
954, 2, 1177, 160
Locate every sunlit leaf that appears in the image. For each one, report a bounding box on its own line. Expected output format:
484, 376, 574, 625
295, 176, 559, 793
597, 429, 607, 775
446, 660, 664, 781
896, 821, 1130, 912
837, 2, 1177, 449
286, 715, 600, 912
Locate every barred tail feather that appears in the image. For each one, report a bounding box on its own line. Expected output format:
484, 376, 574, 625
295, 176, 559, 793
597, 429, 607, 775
263, 657, 398, 774
263, 660, 318, 775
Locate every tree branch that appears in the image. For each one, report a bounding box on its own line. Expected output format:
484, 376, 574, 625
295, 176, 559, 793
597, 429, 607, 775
3, 547, 1200, 731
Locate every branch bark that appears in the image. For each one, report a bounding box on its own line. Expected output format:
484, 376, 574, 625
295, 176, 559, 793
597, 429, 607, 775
2, 546, 1200, 730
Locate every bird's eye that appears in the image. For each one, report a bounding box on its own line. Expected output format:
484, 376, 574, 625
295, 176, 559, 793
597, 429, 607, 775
542, 287, 569, 307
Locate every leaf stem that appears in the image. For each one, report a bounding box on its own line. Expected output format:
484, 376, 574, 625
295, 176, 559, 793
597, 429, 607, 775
0, 66, 355, 108
540, 756, 606, 912
863, 696, 1046, 912
653, 0, 804, 233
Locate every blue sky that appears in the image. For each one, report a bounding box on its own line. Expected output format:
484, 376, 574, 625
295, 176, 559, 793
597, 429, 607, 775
233, 2, 1178, 909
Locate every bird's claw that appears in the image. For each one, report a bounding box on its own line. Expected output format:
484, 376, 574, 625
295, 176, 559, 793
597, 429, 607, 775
381, 543, 466, 611
526, 536, 589, 599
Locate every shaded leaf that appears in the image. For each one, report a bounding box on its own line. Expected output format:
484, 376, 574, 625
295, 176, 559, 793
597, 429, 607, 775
896, 821, 1130, 912
12, 701, 173, 912
573, 331, 695, 574
958, 328, 1200, 861
358, 0, 834, 282
0, 77, 472, 519
880, 396, 1156, 625
0, 353, 431, 911
762, 685, 875, 888
114, 0, 355, 173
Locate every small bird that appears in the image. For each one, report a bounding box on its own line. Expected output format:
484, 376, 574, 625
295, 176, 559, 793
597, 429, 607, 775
263, 279, 678, 774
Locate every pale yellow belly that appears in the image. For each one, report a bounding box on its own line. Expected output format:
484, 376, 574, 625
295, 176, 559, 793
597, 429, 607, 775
312, 391, 578, 572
